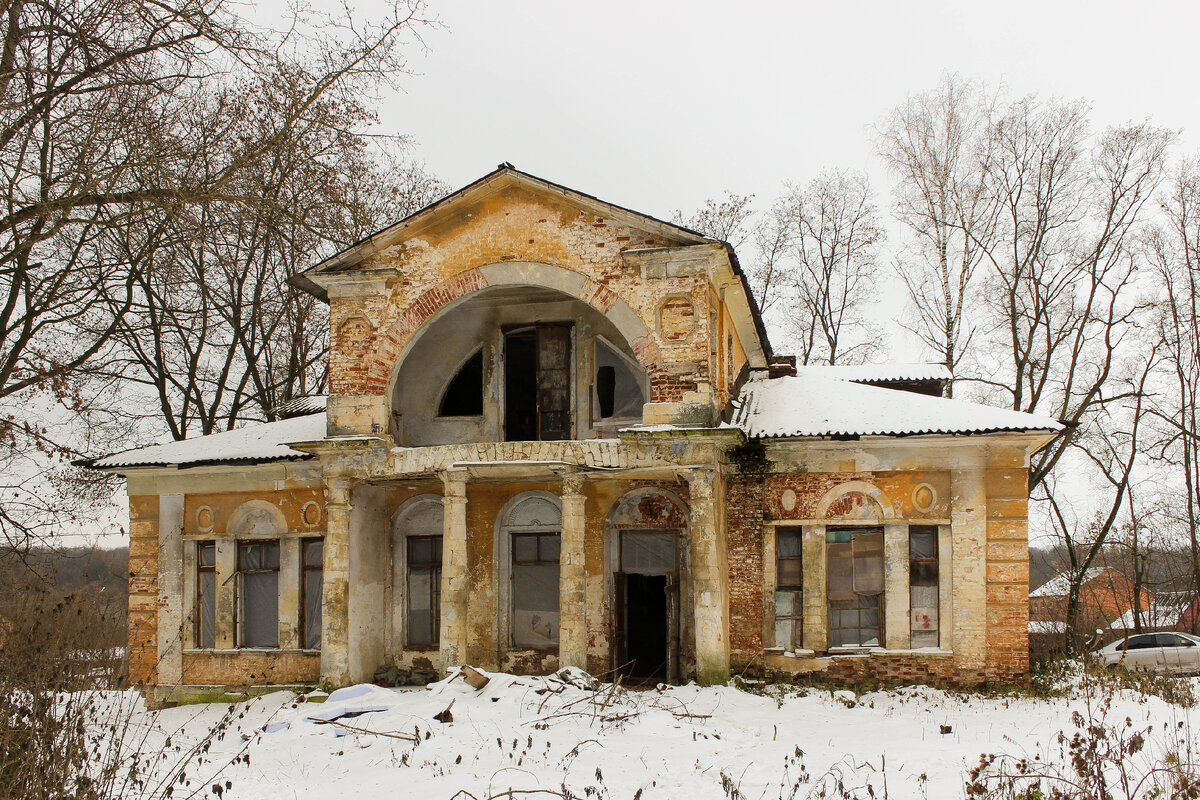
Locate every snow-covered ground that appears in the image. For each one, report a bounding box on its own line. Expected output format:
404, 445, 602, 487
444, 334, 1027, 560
95, 668, 1200, 799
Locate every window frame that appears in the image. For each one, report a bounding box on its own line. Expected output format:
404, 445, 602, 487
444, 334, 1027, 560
300, 537, 324, 651
235, 539, 281, 649
406, 533, 443, 649
510, 530, 562, 650
773, 527, 803, 651
908, 526, 940, 648
195, 540, 216, 649
825, 526, 884, 649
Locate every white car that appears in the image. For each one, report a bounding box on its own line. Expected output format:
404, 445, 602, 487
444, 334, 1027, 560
1093, 631, 1200, 675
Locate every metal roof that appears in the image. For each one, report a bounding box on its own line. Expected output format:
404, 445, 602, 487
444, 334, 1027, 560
732, 374, 1062, 439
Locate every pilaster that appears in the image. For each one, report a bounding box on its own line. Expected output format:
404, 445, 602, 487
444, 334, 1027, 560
685, 469, 729, 684
439, 468, 470, 672
559, 474, 587, 669
320, 477, 352, 688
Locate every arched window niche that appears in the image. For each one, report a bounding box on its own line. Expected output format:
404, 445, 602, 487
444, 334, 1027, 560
592, 335, 647, 424
437, 348, 484, 418
494, 491, 562, 652
389, 494, 444, 652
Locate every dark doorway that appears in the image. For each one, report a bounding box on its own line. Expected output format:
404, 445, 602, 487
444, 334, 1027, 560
504, 325, 572, 441
622, 574, 669, 681
504, 330, 537, 440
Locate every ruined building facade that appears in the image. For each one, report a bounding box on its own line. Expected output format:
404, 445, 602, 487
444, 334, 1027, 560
92, 168, 1060, 702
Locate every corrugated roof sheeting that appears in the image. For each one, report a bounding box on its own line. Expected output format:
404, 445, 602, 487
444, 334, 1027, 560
91, 413, 326, 469
794, 363, 953, 383
732, 375, 1062, 439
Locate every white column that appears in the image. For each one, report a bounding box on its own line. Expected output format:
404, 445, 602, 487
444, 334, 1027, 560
685, 469, 729, 684
951, 466, 987, 668
278, 537, 301, 650
320, 477, 352, 687
157, 494, 184, 685
559, 474, 587, 669
439, 469, 470, 673
801, 524, 827, 652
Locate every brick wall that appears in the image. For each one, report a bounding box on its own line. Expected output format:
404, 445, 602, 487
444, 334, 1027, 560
985, 468, 1031, 681
726, 476, 765, 663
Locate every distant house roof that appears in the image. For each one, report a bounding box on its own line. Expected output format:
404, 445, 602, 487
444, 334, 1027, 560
1110, 592, 1195, 631
274, 395, 329, 419
88, 413, 325, 470
1029, 567, 1110, 599
794, 363, 953, 384
1028, 620, 1067, 634
731, 374, 1062, 439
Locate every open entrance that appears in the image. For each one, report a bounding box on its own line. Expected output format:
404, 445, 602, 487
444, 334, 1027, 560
613, 530, 678, 683
504, 324, 571, 441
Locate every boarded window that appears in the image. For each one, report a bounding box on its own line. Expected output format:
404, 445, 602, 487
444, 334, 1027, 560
407, 535, 442, 647
775, 528, 803, 650
196, 541, 216, 649
438, 350, 484, 417
511, 532, 560, 648
826, 528, 883, 647
909, 527, 939, 648
620, 531, 676, 574
593, 338, 645, 421
237, 540, 279, 648
301, 538, 323, 650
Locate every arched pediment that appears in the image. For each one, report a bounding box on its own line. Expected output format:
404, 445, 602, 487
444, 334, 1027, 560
227, 500, 288, 536
814, 481, 895, 521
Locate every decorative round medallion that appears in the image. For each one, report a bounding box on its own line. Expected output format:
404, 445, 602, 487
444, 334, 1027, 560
301, 500, 322, 528
196, 506, 214, 533
912, 483, 936, 513
780, 488, 798, 513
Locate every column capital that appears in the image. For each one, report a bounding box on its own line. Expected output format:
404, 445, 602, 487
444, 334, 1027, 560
562, 473, 585, 497
683, 468, 715, 500
440, 468, 469, 498
324, 476, 353, 508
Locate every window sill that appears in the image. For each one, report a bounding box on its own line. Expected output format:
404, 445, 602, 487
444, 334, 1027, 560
183, 648, 320, 655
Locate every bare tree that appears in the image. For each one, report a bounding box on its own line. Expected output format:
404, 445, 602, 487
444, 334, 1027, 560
972, 98, 1173, 490
0, 0, 438, 552
876, 74, 999, 395
1147, 158, 1200, 632
776, 168, 885, 365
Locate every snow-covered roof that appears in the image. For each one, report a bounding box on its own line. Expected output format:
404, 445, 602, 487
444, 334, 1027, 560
732, 374, 1062, 439
1029, 568, 1110, 598
90, 413, 326, 469
1109, 593, 1194, 630
1028, 620, 1066, 634
794, 363, 952, 384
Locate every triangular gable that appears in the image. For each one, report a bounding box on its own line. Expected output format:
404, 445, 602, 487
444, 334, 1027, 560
298, 165, 711, 285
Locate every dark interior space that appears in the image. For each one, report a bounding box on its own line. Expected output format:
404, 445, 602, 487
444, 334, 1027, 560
623, 573, 668, 681
504, 330, 537, 440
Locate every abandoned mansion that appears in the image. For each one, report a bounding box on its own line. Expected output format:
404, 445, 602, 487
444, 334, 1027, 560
91, 167, 1061, 703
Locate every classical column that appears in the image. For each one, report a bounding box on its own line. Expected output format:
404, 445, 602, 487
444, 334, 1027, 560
156, 494, 184, 685
685, 469, 729, 684
801, 524, 827, 652
558, 474, 587, 669
320, 477, 352, 688
439, 468, 470, 672
883, 523, 910, 650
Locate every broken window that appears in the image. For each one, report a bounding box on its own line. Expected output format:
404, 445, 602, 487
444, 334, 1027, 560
438, 349, 484, 417
301, 538, 323, 650
774, 528, 803, 650
593, 337, 645, 422
511, 532, 560, 648
505, 325, 571, 441
909, 526, 939, 648
826, 528, 883, 648
196, 541, 216, 649
237, 540, 279, 648
407, 535, 442, 647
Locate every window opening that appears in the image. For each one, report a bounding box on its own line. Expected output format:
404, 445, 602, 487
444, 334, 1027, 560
438, 349, 484, 417
511, 532, 560, 648
909, 526, 939, 648
593, 338, 644, 421
774, 528, 803, 650
301, 538, 323, 650
237, 540, 279, 648
196, 541, 216, 649
826, 528, 883, 647
407, 535, 443, 647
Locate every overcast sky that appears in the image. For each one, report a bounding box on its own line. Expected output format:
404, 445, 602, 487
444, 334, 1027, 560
386, 0, 1200, 223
